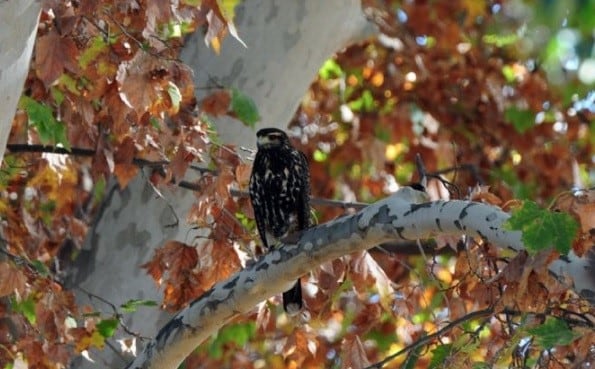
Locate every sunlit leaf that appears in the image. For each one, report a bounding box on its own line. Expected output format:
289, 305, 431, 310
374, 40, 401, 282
483, 33, 519, 47
505, 201, 579, 255
96, 318, 119, 338
167, 82, 182, 113
349, 90, 375, 112
319, 59, 344, 80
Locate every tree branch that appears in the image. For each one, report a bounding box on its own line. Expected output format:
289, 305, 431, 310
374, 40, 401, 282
365, 306, 495, 369
125, 187, 531, 369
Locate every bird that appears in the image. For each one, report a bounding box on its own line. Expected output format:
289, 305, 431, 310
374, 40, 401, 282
249, 127, 310, 315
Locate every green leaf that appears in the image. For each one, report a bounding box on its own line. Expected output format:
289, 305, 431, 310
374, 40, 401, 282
483, 33, 519, 47
501, 65, 516, 83
149, 116, 161, 130
209, 322, 255, 359
93, 177, 106, 206
79, 35, 108, 69
31, 260, 50, 277
120, 299, 158, 313
366, 329, 397, 353
313, 149, 328, 162
230, 88, 260, 128
527, 317, 578, 349
11, 297, 36, 325
96, 318, 119, 338
505, 201, 578, 255
319, 59, 344, 80
402, 341, 422, 369
429, 344, 453, 369
50, 87, 65, 106
349, 90, 375, 112
504, 107, 535, 133
18, 96, 71, 150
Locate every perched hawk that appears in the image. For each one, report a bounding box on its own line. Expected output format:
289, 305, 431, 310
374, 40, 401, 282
249, 128, 310, 315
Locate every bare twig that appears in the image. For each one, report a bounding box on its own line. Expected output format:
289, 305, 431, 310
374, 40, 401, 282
364, 307, 495, 369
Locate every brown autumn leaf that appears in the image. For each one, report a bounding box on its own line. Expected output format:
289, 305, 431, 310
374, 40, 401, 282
341, 335, 371, 369
203, 3, 227, 53
116, 52, 164, 116
283, 329, 316, 366
201, 90, 232, 116
35, 29, 79, 87
142, 240, 198, 285
469, 185, 503, 205
349, 251, 394, 309
255, 303, 275, 333
0, 262, 27, 297
553, 189, 595, 256
170, 145, 192, 182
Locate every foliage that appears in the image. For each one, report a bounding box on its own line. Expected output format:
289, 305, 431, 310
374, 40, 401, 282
0, 0, 593, 368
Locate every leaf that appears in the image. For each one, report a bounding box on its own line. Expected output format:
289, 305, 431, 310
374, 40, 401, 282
341, 335, 371, 369
429, 344, 453, 369
35, 29, 79, 87
11, 297, 36, 325
18, 96, 71, 150
79, 35, 108, 69
0, 262, 27, 297
204, 9, 226, 53
216, 0, 246, 47
208, 322, 255, 359
167, 81, 182, 113
116, 53, 162, 115
114, 163, 139, 189
319, 59, 344, 79
93, 177, 107, 206
505, 201, 579, 255
349, 90, 375, 112
527, 317, 578, 349
504, 107, 534, 134
230, 88, 260, 127
31, 260, 50, 276
120, 299, 158, 313
201, 90, 232, 116
96, 318, 119, 338
402, 342, 423, 369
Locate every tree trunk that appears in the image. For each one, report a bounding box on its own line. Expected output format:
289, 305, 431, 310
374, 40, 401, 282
0, 0, 40, 163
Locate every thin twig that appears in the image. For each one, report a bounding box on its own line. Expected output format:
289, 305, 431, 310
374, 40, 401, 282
364, 307, 495, 369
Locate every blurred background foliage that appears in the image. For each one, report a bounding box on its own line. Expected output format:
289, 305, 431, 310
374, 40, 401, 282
1, 0, 593, 368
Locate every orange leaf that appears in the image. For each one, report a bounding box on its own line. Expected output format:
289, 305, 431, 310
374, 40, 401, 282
201, 90, 231, 116
114, 163, 139, 189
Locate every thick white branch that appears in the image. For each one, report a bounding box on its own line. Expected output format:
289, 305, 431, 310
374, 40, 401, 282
124, 188, 583, 369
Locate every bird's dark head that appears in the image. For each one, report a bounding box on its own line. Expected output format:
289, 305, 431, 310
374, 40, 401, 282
256, 128, 290, 149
